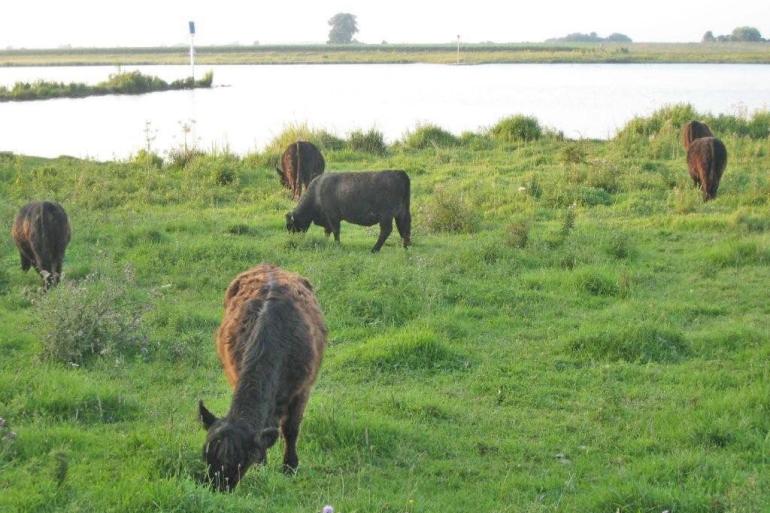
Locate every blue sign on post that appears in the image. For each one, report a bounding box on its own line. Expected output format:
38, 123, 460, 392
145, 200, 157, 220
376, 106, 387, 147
189, 21, 196, 35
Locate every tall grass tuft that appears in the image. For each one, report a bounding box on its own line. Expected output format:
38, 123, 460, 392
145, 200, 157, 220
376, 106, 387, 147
402, 124, 459, 149
421, 187, 480, 233
490, 115, 542, 142
35, 266, 150, 365
348, 129, 387, 155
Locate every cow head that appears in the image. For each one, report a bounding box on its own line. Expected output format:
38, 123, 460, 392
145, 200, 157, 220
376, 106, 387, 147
198, 400, 279, 492
285, 212, 310, 233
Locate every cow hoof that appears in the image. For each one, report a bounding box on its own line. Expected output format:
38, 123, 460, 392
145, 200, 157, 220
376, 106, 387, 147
282, 463, 298, 476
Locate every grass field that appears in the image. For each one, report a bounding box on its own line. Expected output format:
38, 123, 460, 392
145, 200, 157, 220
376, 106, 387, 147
0, 106, 769, 512
1, 42, 770, 66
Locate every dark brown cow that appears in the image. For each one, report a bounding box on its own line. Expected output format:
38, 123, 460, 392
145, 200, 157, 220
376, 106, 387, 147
11, 201, 71, 288
687, 136, 727, 201
275, 141, 325, 200
682, 120, 713, 151
286, 170, 411, 253
199, 264, 326, 491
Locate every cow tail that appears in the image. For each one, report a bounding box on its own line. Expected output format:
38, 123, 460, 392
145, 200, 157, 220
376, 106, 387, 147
296, 141, 302, 197
708, 140, 717, 197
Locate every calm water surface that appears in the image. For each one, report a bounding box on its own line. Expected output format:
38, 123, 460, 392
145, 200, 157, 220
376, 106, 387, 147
0, 64, 768, 159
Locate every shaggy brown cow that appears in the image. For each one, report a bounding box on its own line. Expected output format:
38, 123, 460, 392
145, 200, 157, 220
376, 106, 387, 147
11, 201, 71, 288
687, 136, 727, 201
199, 264, 326, 491
275, 141, 325, 200
286, 170, 411, 253
682, 120, 713, 151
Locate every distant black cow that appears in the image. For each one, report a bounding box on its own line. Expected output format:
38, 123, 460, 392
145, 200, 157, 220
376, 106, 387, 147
11, 201, 71, 288
275, 141, 325, 200
687, 136, 727, 201
286, 170, 411, 252
682, 121, 713, 151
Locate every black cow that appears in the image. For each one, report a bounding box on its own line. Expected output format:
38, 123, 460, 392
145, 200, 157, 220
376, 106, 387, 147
286, 170, 411, 252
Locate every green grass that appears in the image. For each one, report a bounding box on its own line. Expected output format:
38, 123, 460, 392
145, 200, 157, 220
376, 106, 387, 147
0, 107, 769, 512
0, 71, 213, 102
1, 42, 770, 66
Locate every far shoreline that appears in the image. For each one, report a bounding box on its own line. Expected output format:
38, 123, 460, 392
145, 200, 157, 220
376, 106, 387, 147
1, 42, 769, 66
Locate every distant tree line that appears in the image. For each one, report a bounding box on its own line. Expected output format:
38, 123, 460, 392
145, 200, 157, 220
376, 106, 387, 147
702, 27, 765, 42
546, 32, 632, 43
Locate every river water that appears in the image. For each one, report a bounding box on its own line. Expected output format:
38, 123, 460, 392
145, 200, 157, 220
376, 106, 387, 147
0, 63, 767, 159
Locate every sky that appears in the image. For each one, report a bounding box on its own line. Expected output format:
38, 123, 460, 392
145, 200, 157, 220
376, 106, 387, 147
1, 0, 769, 48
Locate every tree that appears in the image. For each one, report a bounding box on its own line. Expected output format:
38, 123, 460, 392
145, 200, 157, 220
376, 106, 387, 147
731, 26, 763, 42
606, 33, 632, 43
702, 31, 715, 43
327, 13, 358, 44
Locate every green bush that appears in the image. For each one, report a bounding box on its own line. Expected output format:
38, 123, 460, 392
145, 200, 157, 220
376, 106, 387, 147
421, 187, 480, 234
35, 266, 149, 364
348, 129, 387, 155
130, 149, 163, 169
490, 115, 542, 142
402, 124, 459, 149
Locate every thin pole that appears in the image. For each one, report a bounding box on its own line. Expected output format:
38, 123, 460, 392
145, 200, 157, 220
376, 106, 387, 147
456, 34, 460, 64
189, 33, 195, 80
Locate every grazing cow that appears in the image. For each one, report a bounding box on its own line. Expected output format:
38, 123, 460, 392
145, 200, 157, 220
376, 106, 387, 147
285, 170, 411, 253
687, 137, 727, 201
275, 141, 325, 200
199, 264, 326, 491
11, 201, 71, 288
682, 120, 713, 151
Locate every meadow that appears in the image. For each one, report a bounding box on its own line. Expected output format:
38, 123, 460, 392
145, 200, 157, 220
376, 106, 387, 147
1, 42, 769, 66
0, 105, 769, 512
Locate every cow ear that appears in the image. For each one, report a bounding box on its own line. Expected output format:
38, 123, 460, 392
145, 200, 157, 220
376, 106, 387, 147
258, 427, 279, 448
198, 400, 218, 430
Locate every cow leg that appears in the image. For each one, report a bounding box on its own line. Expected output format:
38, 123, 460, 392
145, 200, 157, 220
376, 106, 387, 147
372, 218, 393, 253
281, 393, 309, 474
395, 211, 411, 248
19, 252, 32, 272
329, 218, 341, 243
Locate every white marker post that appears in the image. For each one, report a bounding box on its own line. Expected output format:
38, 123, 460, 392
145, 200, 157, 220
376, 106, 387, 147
188, 21, 196, 81
456, 34, 461, 64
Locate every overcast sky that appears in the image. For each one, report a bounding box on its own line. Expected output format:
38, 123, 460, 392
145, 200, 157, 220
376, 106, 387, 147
2, 0, 768, 48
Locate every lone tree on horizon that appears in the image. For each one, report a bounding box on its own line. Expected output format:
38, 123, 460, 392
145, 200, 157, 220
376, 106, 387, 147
328, 13, 358, 44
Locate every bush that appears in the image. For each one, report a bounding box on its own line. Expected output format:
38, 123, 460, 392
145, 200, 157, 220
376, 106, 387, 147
211, 166, 237, 186
560, 144, 586, 164
402, 124, 459, 149
130, 149, 163, 169
35, 266, 149, 364
505, 220, 530, 248
347, 128, 387, 154
490, 115, 542, 142
421, 187, 480, 234
263, 123, 345, 155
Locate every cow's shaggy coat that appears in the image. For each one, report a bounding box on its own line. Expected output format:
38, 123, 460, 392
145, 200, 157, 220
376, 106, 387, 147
275, 141, 325, 200
687, 136, 727, 201
682, 120, 713, 151
199, 264, 326, 491
11, 201, 71, 288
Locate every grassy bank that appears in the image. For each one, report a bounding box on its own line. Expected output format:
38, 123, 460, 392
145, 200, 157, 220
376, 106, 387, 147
1, 42, 770, 66
0, 70, 213, 102
0, 106, 769, 512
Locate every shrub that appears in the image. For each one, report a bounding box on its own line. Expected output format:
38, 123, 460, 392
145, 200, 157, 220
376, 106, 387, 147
421, 187, 480, 234
402, 124, 459, 149
347, 128, 387, 155
211, 166, 237, 186
490, 115, 542, 142
167, 148, 204, 169
505, 220, 530, 248
35, 266, 149, 364
130, 149, 163, 169
263, 123, 345, 155
560, 144, 586, 164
